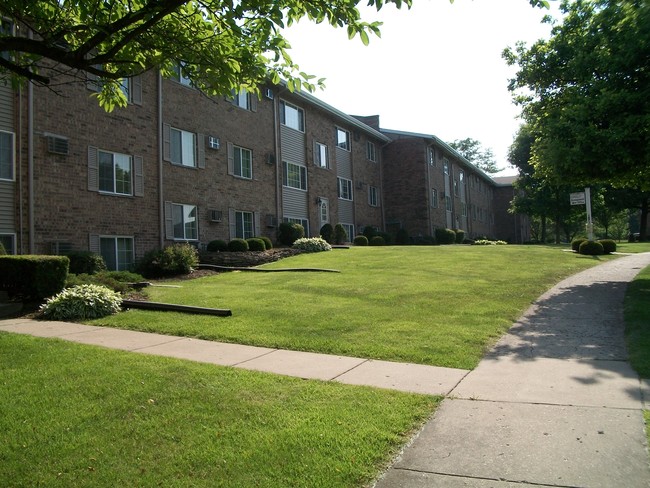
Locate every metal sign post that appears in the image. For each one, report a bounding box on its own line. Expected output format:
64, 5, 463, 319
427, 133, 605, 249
585, 187, 594, 240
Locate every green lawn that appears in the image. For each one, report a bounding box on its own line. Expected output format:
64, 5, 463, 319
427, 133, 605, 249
625, 264, 650, 378
92, 245, 617, 369
0, 333, 437, 488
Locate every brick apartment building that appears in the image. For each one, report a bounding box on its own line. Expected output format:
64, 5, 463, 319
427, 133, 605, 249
0, 69, 528, 270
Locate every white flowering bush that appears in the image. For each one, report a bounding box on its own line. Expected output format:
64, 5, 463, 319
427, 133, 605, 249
39, 284, 122, 320
474, 239, 508, 246
292, 237, 332, 253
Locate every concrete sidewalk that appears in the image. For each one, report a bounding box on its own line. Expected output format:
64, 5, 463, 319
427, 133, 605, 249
375, 252, 650, 488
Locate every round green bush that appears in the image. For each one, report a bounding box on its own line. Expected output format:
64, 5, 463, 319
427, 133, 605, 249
40, 284, 122, 320
369, 236, 385, 246
292, 237, 332, 252
571, 238, 588, 252
395, 228, 410, 245
228, 239, 249, 252
454, 229, 465, 244
579, 240, 604, 256
362, 226, 377, 239
259, 236, 273, 250
353, 235, 368, 246
435, 228, 457, 245
278, 222, 305, 246
334, 223, 348, 245
207, 239, 228, 252
598, 239, 616, 254
246, 238, 266, 252
65, 251, 107, 275
320, 224, 334, 244
137, 243, 199, 278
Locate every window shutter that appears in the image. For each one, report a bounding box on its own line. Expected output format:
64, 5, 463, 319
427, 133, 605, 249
164, 201, 174, 240
163, 124, 171, 162
313, 140, 318, 166
227, 142, 234, 175
254, 212, 261, 237
89, 234, 100, 254
300, 167, 307, 190
133, 155, 144, 197
197, 133, 205, 169
88, 146, 99, 191
250, 95, 258, 112
131, 75, 143, 105
229, 208, 236, 240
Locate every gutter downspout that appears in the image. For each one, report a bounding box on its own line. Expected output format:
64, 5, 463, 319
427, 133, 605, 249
272, 90, 282, 229
158, 71, 164, 249
27, 76, 34, 253
17, 85, 23, 254
425, 144, 432, 236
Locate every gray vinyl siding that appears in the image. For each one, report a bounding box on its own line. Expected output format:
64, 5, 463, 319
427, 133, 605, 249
0, 180, 14, 232
338, 199, 354, 224
282, 187, 308, 218
335, 147, 351, 178
280, 125, 305, 165
0, 84, 13, 131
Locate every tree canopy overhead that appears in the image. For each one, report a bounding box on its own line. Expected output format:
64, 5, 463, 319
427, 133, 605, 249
448, 138, 501, 174
504, 0, 650, 191
1, 0, 549, 110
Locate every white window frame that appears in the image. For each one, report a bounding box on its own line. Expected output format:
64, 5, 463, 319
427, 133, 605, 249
336, 128, 350, 151
233, 145, 253, 179
445, 195, 452, 212
314, 142, 329, 169
431, 189, 439, 208
172, 203, 198, 240
341, 223, 354, 242
319, 198, 329, 224
337, 177, 353, 201
443, 158, 450, 175
172, 62, 192, 86
235, 210, 254, 239
428, 147, 435, 166
233, 89, 251, 110
280, 100, 305, 132
98, 150, 133, 195
170, 127, 197, 167
99, 236, 134, 271
366, 141, 377, 162
0, 130, 15, 182
368, 186, 379, 207
283, 161, 307, 191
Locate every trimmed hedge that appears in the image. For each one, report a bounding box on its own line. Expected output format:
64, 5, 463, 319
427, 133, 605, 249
579, 240, 604, 256
207, 239, 228, 252
598, 239, 616, 254
137, 243, 199, 278
353, 235, 369, 246
0, 255, 69, 299
320, 224, 334, 244
278, 222, 305, 246
65, 251, 107, 275
395, 228, 410, 245
571, 238, 588, 252
228, 239, 249, 252
454, 229, 465, 244
246, 238, 266, 252
259, 236, 273, 250
435, 228, 457, 245
334, 223, 348, 245
369, 236, 385, 246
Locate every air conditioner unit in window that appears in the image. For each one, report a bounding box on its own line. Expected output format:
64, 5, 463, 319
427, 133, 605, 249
46, 135, 69, 155
209, 209, 223, 222
263, 88, 274, 100
208, 136, 220, 150
266, 214, 278, 227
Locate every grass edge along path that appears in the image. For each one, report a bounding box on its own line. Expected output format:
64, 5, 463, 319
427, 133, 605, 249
93, 245, 618, 370
0, 333, 439, 488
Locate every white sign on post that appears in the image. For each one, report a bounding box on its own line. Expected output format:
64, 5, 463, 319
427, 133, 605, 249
570, 192, 586, 205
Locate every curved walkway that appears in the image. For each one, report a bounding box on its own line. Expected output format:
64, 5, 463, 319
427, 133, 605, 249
1, 253, 650, 487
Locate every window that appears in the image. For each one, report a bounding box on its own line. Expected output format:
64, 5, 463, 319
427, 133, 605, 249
445, 195, 452, 212
341, 224, 354, 242
283, 161, 307, 190
461, 203, 468, 217
172, 203, 198, 240
368, 186, 379, 207
431, 189, 438, 208
233, 145, 252, 179
172, 63, 192, 86
118, 76, 142, 104
170, 127, 197, 167
1, 20, 13, 60
338, 178, 353, 200
367, 141, 377, 162
235, 211, 254, 239
454, 180, 459, 197
284, 217, 309, 236
428, 147, 435, 166
314, 142, 329, 169
459, 170, 465, 184
0, 234, 14, 254
336, 128, 350, 151
100, 237, 134, 271
99, 150, 132, 195
0, 131, 14, 181
232, 89, 257, 111
443, 159, 450, 175
319, 198, 329, 224
280, 101, 304, 132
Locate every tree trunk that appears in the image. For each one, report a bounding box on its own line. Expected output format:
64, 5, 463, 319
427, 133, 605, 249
541, 215, 547, 243
640, 196, 649, 241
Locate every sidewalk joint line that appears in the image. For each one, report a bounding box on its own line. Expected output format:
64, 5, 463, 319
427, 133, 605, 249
231, 348, 280, 366
329, 358, 370, 381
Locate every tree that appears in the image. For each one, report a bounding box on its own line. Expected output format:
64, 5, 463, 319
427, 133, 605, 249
503, 0, 650, 190
448, 138, 501, 174
1, 0, 550, 110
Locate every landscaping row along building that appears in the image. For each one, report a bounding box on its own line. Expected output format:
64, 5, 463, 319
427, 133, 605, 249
0, 69, 530, 270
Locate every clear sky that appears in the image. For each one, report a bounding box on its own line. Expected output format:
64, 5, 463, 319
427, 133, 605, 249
282, 0, 561, 176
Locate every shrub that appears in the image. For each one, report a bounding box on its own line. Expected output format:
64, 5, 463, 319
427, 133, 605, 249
0, 242, 6, 255
413, 235, 435, 245
66, 271, 146, 294
65, 251, 107, 275
334, 223, 348, 245
395, 228, 410, 245
228, 239, 249, 252
571, 238, 588, 252
579, 240, 604, 256
376, 231, 393, 245
259, 236, 273, 250
474, 239, 508, 246
353, 235, 369, 246
137, 243, 198, 278
370, 236, 385, 246
246, 238, 266, 252
454, 229, 465, 244
40, 284, 122, 320
292, 237, 332, 252
320, 224, 334, 244
207, 239, 228, 252
435, 228, 456, 245
278, 222, 305, 246
598, 239, 616, 254
0, 255, 69, 299
362, 226, 377, 239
